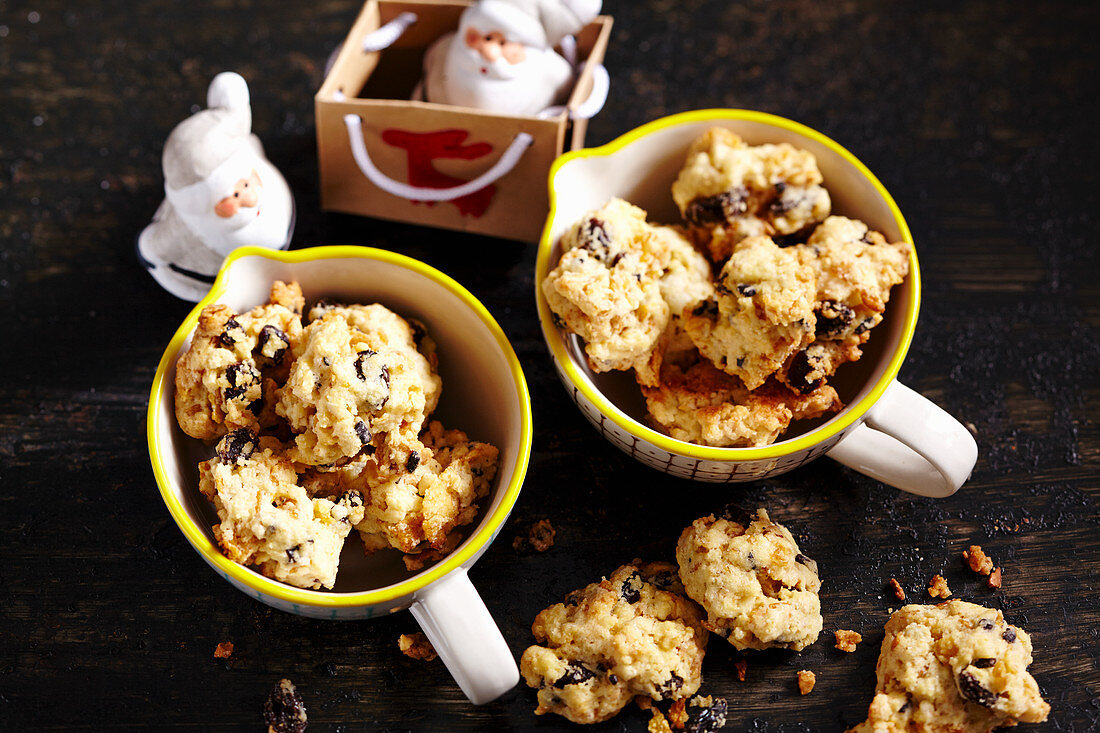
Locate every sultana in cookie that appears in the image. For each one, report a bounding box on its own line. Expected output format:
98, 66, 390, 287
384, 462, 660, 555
672, 127, 831, 263
520, 562, 708, 725
174, 281, 304, 441
198, 431, 364, 589
681, 235, 817, 390
847, 600, 1050, 733
676, 509, 822, 651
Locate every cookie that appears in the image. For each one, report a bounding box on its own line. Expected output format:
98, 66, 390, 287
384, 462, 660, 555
847, 600, 1050, 732
641, 344, 841, 447
682, 235, 817, 390
794, 216, 911, 343
198, 432, 363, 589
277, 308, 439, 466
643, 223, 714, 319
672, 128, 830, 263
303, 420, 499, 554
520, 562, 708, 725
174, 281, 304, 441
676, 509, 822, 651
542, 199, 670, 372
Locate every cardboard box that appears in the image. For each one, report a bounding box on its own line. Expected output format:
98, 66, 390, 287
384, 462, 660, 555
316, 0, 612, 242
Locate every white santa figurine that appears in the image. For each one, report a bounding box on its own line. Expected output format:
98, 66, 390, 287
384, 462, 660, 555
137, 72, 294, 301
421, 0, 601, 116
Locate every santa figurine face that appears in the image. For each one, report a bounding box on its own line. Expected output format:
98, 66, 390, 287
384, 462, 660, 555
214, 169, 263, 222
459, 25, 529, 80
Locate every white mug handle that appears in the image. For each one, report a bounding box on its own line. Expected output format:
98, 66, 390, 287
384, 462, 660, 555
827, 380, 978, 498
409, 567, 519, 705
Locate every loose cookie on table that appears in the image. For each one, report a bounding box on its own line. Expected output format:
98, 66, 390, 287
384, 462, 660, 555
174, 280, 304, 441
672, 127, 831, 263
681, 235, 817, 390
198, 432, 364, 590
847, 600, 1049, 733
520, 562, 708, 725
676, 508, 823, 651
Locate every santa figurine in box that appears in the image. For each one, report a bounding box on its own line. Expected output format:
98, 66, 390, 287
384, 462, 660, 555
137, 72, 294, 301
421, 0, 601, 116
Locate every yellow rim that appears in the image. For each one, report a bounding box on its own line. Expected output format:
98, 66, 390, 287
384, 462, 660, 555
148, 245, 533, 607
536, 108, 921, 461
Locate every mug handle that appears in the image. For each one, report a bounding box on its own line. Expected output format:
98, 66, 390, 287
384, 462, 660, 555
409, 567, 519, 705
826, 380, 978, 498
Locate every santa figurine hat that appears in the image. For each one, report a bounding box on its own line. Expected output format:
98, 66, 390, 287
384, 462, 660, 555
162, 72, 253, 206
461, 0, 601, 50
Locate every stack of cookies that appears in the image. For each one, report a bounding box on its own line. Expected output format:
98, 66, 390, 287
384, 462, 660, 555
174, 280, 498, 590
542, 128, 912, 447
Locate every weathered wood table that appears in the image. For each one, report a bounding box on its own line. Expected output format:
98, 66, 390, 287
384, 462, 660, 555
2, 0, 1097, 730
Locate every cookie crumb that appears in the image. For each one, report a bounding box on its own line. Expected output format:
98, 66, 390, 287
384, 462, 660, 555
734, 658, 747, 682
398, 632, 437, 661
962, 545, 994, 575
512, 519, 556, 554
987, 567, 1003, 589
834, 629, 862, 652
214, 641, 234, 659
928, 574, 952, 599
647, 707, 673, 733
635, 695, 655, 711
796, 670, 816, 695
888, 577, 905, 601
667, 697, 688, 728
263, 679, 307, 733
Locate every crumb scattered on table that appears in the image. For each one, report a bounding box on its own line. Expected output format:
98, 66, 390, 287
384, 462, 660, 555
263, 678, 307, 733
214, 641, 234, 659
962, 545, 994, 575
647, 707, 672, 733
398, 632, 437, 661
734, 658, 747, 682
888, 577, 905, 601
988, 566, 1003, 589
512, 519, 556, 554
928, 574, 952, 599
667, 697, 688, 728
834, 629, 862, 652
797, 670, 816, 695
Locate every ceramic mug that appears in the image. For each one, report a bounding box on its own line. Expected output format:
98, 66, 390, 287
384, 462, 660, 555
148, 246, 532, 704
535, 109, 977, 497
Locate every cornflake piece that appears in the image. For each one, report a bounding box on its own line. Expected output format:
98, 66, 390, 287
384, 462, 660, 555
987, 567, 1003, 589
647, 707, 673, 733
963, 545, 994, 575
667, 698, 689, 728
214, 641, 234, 659
928, 574, 952, 599
263, 679, 307, 733
835, 629, 862, 652
888, 577, 906, 601
797, 670, 816, 695
398, 632, 438, 662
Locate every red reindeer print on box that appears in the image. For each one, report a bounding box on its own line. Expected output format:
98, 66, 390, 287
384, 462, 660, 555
381, 129, 497, 217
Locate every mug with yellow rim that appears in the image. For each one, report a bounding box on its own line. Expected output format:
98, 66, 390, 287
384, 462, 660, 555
535, 109, 978, 497
148, 245, 532, 704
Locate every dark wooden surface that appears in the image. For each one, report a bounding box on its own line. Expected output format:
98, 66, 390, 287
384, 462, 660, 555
2, 1, 1098, 730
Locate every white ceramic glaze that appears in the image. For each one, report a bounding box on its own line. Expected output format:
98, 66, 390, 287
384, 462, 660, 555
536, 110, 977, 495
148, 246, 531, 703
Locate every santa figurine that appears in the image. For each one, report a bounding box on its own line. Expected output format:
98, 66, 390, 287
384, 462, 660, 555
137, 72, 294, 301
421, 0, 601, 116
